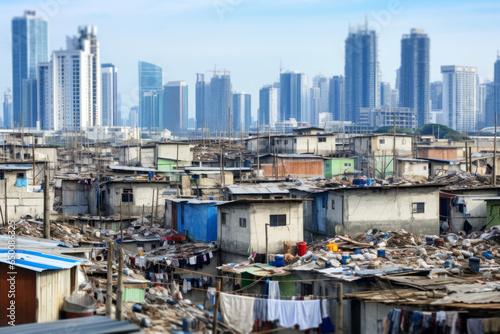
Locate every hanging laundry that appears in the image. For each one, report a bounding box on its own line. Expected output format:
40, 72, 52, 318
220, 293, 255, 334
253, 298, 268, 321
189, 256, 197, 265
267, 299, 322, 330
467, 319, 484, 334
268, 281, 280, 300
320, 299, 334, 333
209, 251, 213, 259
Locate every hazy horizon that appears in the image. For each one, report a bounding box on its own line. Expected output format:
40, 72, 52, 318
1, 0, 500, 120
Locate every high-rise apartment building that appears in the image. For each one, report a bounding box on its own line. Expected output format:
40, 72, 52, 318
400, 29, 430, 127
3, 90, 13, 129
441, 66, 478, 132
232, 92, 251, 133
329, 76, 345, 121
259, 85, 278, 129
380, 82, 392, 108
430, 81, 443, 111
11, 10, 48, 128
138, 61, 163, 130
101, 63, 118, 127
280, 71, 307, 122
344, 24, 378, 123
162, 81, 188, 134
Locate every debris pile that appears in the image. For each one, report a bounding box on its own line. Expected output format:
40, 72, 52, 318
354, 229, 422, 248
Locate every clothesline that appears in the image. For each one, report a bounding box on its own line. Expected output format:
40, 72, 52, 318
151, 280, 338, 299
154, 261, 335, 283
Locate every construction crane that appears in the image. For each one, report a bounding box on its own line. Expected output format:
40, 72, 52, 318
206, 64, 231, 78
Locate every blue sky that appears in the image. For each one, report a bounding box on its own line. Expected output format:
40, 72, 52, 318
1, 0, 500, 119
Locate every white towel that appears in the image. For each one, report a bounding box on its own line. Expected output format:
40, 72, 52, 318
220, 293, 255, 334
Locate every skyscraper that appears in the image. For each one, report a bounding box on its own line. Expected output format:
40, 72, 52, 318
329, 76, 345, 121
380, 82, 392, 108
67, 26, 101, 126
162, 81, 188, 133
138, 61, 163, 130
232, 92, 251, 133
259, 85, 278, 129
495, 56, 500, 123
48, 39, 95, 131
430, 81, 443, 111
484, 81, 496, 128
400, 29, 430, 127
195, 73, 207, 130
3, 90, 13, 129
280, 71, 307, 122
344, 24, 378, 123
208, 74, 233, 133
11, 10, 48, 128
441, 66, 478, 132
101, 63, 118, 127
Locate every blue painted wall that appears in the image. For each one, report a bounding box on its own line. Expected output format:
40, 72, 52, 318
176, 201, 219, 242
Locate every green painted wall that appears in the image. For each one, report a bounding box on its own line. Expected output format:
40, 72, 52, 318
272, 273, 296, 297
486, 200, 500, 229
324, 159, 355, 178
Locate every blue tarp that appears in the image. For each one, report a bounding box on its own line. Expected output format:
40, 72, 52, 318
176, 201, 219, 242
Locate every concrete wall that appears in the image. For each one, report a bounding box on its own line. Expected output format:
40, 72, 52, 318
103, 182, 173, 219
62, 180, 90, 215
332, 186, 440, 236
219, 201, 304, 256
398, 161, 429, 179
0, 171, 53, 221
157, 143, 192, 162
353, 135, 413, 156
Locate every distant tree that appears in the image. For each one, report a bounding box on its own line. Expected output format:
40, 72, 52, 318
417, 124, 469, 140
374, 126, 414, 135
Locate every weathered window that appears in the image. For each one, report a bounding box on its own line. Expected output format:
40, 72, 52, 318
122, 189, 133, 202
412, 202, 425, 213
379, 139, 385, 144
221, 212, 228, 225
331, 199, 335, 209
239, 218, 247, 228
318, 137, 326, 143
270, 214, 286, 227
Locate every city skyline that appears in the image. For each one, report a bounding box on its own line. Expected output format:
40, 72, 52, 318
1, 0, 500, 120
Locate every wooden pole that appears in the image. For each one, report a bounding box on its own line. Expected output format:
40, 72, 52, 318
337, 282, 343, 334
465, 142, 469, 173
106, 240, 113, 317
393, 110, 397, 177
256, 121, 260, 177
155, 186, 159, 224
4, 178, 8, 225
43, 173, 50, 238
494, 111, 497, 186
32, 142, 35, 185
151, 188, 155, 222
115, 247, 124, 321
212, 279, 221, 334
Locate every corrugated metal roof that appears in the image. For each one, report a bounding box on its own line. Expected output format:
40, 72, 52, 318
226, 184, 289, 195
259, 153, 324, 159
107, 165, 159, 172
0, 249, 83, 272
0, 164, 33, 171
0, 315, 143, 333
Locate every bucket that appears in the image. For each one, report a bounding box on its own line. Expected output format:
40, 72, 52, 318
434, 238, 444, 247
326, 243, 338, 252
469, 257, 480, 272
63, 294, 96, 319
341, 253, 350, 264
274, 255, 284, 267
425, 236, 434, 246
296, 242, 307, 256
377, 250, 386, 258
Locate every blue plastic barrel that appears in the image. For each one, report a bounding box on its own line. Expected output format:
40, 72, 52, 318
274, 255, 284, 267
377, 250, 386, 258
469, 257, 480, 272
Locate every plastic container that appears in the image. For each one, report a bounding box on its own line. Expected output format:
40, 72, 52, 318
425, 236, 434, 246
354, 249, 361, 255
434, 238, 444, 247
326, 243, 338, 252
377, 250, 386, 258
274, 255, 284, 267
341, 253, 350, 264
482, 252, 493, 260
63, 294, 96, 319
469, 257, 480, 272
296, 242, 307, 256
